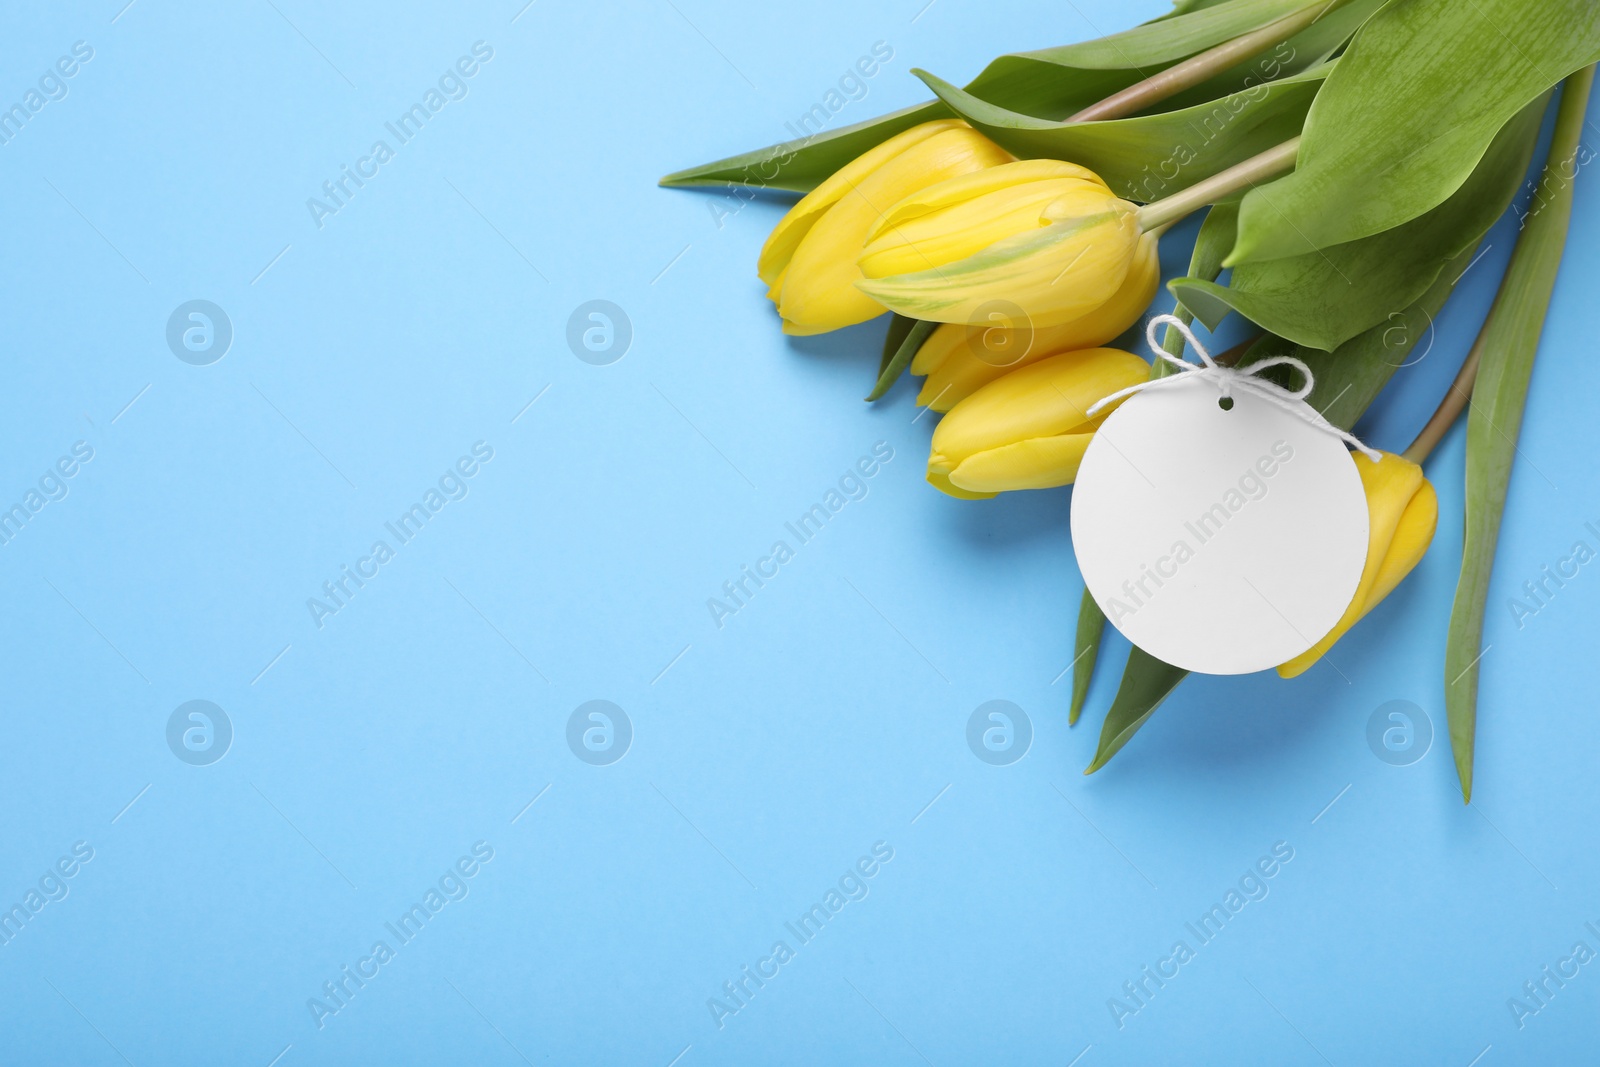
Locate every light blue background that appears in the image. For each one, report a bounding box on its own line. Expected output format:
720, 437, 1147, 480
1, 1, 1596, 1064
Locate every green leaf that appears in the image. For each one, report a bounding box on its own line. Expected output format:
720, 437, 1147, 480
660, 103, 947, 194
1446, 68, 1592, 803
1236, 241, 1478, 432
1069, 588, 1106, 726
877, 314, 918, 381
1168, 0, 1251, 16
867, 319, 936, 401
1176, 202, 1241, 320
1170, 94, 1545, 349
1157, 198, 1238, 369
659, 0, 1324, 191
997, 0, 1321, 75
914, 64, 1329, 203
1086, 647, 1190, 773
1231, 0, 1600, 263
1083, 211, 1470, 773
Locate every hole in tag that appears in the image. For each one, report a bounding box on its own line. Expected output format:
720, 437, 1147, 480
1218, 396, 1235, 411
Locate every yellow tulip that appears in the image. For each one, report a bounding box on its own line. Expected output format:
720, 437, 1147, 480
1277, 452, 1439, 678
855, 159, 1145, 328
758, 121, 1012, 336
910, 233, 1158, 411
926, 346, 1150, 499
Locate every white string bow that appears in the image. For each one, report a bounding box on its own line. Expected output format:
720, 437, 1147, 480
1084, 314, 1381, 462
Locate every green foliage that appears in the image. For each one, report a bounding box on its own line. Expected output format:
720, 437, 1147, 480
1069, 589, 1106, 726
913, 65, 1326, 202
1446, 69, 1594, 802
1171, 95, 1545, 349
659, 0, 1328, 192
1231, 0, 1600, 262
868, 318, 936, 401
1085, 647, 1191, 773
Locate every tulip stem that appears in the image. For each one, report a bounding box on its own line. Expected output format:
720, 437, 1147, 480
1068, 0, 1349, 123
1401, 311, 1486, 466
1134, 138, 1301, 231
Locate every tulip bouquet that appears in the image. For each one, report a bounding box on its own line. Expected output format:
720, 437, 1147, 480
662, 0, 1600, 799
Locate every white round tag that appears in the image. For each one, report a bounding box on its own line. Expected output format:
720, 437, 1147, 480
1070, 375, 1369, 675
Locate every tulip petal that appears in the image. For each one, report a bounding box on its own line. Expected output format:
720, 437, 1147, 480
915, 234, 1159, 411
756, 119, 963, 286
929, 346, 1150, 467
856, 208, 1140, 327
857, 185, 1089, 280
911, 307, 1046, 381
909, 322, 966, 377
1367, 477, 1439, 605
776, 128, 1013, 334
866, 159, 1108, 242
781, 317, 842, 337
1276, 454, 1433, 678
857, 161, 1114, 280
926, 468, 996, 500
947, 433, 1096, 492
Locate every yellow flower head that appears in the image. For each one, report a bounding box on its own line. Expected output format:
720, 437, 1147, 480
758, 121, 1012, 336
1277, 451, 1438, 677
910, 233, 1158, 412
855, 159, 1145, 328
926, 346, 1150, 499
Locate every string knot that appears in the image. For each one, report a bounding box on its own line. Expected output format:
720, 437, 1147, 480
1084, 314, 1381, 462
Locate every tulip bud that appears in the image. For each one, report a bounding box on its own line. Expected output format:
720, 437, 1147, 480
910, 233, 1158, 411
855, 159, 1145, 328
1277, 452, 1439, 678
926, 346, 1150, 498
758, 121, 1012, 336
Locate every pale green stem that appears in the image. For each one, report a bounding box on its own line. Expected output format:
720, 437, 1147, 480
1402, 315, 1484, 465
1069, 0, 1349, 123
1135, 137, 1301, 232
